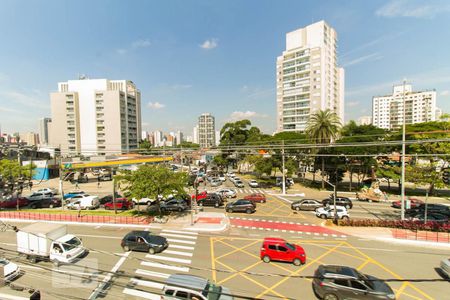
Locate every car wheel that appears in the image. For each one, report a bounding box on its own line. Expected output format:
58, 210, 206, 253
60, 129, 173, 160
178, 207, 183, 212
341, 216, 349, 221
148, 247, 155, 255
262, 255, 271, 263
30, 204, 37, 209
226, 208, 233, 213
146, 201, 151, 206
53, 260, 60, 267
49, 204, 54, 208
323, 293, 339, 300
293, 258, 301, 266
214, 203, 219, 208
246, 208, 252, 214
295, 207, 301, 211
320, 214, 327, 219
123, 245, 130, 252
345, 204, 351, 209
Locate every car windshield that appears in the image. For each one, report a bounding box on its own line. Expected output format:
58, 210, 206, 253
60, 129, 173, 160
358, 273, 374, 290
0, 258, 9, 266
203, 282, 222, 300
62, 237, 82, 251
285, 242, 296, 251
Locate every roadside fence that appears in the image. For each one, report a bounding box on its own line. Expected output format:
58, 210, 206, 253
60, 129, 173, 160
392, 228, 450, 243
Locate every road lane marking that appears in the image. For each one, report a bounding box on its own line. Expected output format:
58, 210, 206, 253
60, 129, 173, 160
142, 261, 189, 272
131, 278, 164, 290
166, 238, 196, 245
89, 251, 130, 299
161, 229, 198, 235
123, 288, 160, 300
78, 234, 121, 239
145, 254, 191, 264
168, 244, 194, 250
164, 250, 193, 257
160, 233, 197, 240
136, 269, 170, 279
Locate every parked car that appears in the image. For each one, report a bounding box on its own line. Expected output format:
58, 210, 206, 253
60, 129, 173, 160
312, 265, 395, 300
99, 193, 123, 205
26, 192, 54, 202
234, 180, 244, 188
104, 199, 134, 210
0, 257, 21, 281
66, 196, 100, 210
65, 194, 98, 205
197, 193, 224, 208
161, 274, 234, 300
440, 257, 450, 278
211, 179, 222, 187
36, 187, 58, 195
191, 191, 208, 201
28, 198, 61, 209
218, 174, 226, 182
63, 190, 85, 199
260, 237, 306, 266
121, 230, 168, 254
98, 173, 112, 181
406, 204, 450, 217
225, 199, 256, 214
322, 196, 353, 209
248, 180, 259, 188
215, 188, 236, 198
316, 205, 349, 220
276, 177, 294, 187
291, 199, 322, 211
0, 197, 29, 209
160, 199, 189, 212
132, 197, 156, 206
392, 198, 424, 209
244, 193, 266, 203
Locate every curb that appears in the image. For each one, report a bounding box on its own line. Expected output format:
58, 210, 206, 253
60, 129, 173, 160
375, 237, 450, 249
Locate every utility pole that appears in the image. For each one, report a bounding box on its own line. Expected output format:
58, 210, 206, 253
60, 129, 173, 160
281, 140, 286, 195
112, 177, 117, 215
401, 79, 407, 220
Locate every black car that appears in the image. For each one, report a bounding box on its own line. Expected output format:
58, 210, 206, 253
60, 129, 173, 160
312, 265, 395, 300
197, 193, 224, 208
225, 199, 256, 214
160, 199, 189, 212
121, 231, 168, 254
406, 204, 450, 218
291, 199, 323, 211
409, 212, 449, 223
29, 198, 61, 209
322, 196, 353, 209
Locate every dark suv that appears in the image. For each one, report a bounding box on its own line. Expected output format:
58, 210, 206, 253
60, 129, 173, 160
197, 193, 224, 208
406, 204, 450, 217
225, 199, 256, 214
312, 265, 395, 300
322, 196, 353, 209
121, 230, 168, 254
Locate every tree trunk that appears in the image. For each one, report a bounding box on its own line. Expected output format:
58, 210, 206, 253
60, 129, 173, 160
349, 169, 353, 192
321, 157, 325, 189
387, 179, 391, 191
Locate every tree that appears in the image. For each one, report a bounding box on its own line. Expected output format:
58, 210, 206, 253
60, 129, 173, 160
138, 140, 153, 154
376, 165, 401, 191
116, 165, 188, 215
254, 157, 274, 177
305, 109, 342, 189
0, 159, 35, 196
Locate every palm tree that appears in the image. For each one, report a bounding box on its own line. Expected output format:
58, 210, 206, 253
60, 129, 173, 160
305, 109, 342, 189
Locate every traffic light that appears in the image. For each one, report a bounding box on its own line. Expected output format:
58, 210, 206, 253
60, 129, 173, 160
443, 168, 450, 185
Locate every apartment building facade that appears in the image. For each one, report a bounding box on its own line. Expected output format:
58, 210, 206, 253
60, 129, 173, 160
276, 20, 345, 132
372, 84, 437, 130
198, 113, 215, 148
38, 117, 51, 145
49, 78, 141, 155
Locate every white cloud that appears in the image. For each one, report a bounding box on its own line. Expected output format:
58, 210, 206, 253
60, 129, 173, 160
0, 106, 19, 113
440, 90, 450, 96
346, 101, 360, 107
376, 0, 450, 19
228, 111, 268, 121
147, 101, 165, 109
200, 38, 218, 50
342, 53, 383, 67
0, 90, 49, 109
132, 39, 151, 49
116, 48, 127, 55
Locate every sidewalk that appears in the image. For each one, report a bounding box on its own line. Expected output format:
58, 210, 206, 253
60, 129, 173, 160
164, 211, 229, 232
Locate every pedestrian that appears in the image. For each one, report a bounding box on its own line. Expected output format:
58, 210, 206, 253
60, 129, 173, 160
97, 176, 101, 188
75, 181, 79, 189
77, 205, 81, 218
29, 181, 33, 191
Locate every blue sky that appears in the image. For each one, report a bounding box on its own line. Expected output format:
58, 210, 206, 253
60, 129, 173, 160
1, 0, 450, 137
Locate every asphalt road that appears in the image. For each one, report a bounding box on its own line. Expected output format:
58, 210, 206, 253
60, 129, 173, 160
0, 221, 449, 300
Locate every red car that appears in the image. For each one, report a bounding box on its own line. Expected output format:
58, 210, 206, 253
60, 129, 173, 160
260, 237, 306, 266
392, 198, 424, 209
104, 198, 134, 210
244, 193, 266, 203
191, 191, 208, 201
0, 197, 29, 209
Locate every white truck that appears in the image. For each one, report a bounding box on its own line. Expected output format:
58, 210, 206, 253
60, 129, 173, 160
17, 223, 86, 265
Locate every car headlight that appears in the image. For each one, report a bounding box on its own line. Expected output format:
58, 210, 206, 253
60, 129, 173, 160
387, 293, 395, 300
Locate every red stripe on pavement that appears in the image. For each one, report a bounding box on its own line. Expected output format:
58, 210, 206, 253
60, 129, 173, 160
230, 219, 342, 235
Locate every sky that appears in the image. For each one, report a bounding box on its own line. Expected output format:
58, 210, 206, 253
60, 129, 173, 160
0, 0, 450, 137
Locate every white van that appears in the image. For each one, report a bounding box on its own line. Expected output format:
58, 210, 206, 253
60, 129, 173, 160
66, 196, 100, 210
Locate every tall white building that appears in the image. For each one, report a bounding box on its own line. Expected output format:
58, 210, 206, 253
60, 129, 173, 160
176, 130, 183, 145
49, 78, 141, 155
215, 130, 221, 146
276, 20, 345, 132
38, 117, 51, 145
153, 130, 163, 147
198, 113, 215, 148
357, 116, 372, 125
193, 126, 199, 144
372, 84, 437, 130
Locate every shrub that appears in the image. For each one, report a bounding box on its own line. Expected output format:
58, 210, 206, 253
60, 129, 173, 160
338, 219, 450, 232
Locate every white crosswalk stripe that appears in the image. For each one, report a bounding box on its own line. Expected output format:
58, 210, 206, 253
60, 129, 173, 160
123, 229, 198, 299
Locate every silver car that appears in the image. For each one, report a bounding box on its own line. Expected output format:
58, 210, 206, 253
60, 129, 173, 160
441, 257, 450, 277
162, 274, 233, 300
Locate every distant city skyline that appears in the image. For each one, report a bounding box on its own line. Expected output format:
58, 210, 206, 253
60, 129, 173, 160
0, 1, 450, 135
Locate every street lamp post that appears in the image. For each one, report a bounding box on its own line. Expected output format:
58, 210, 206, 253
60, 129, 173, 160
401, 79, 407, 220
281, 140, 286, 195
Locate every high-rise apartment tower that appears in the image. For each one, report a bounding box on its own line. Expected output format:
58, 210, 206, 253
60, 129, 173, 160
198, 113, 215, 148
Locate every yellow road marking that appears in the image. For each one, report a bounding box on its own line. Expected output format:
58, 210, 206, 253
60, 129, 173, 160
357, 258, 372, 270
395, 282, 409, 299
210, 237, 217, 283
310, 242, 366, 262
215, 240, 260, 260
